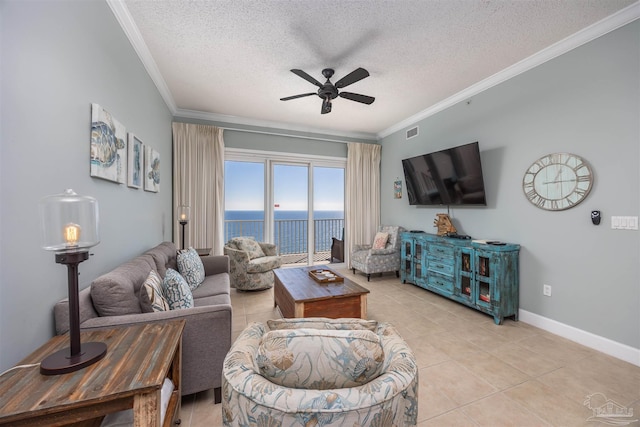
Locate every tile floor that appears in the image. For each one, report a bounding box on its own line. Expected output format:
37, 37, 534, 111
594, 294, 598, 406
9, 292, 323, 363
181, 265, 640, 426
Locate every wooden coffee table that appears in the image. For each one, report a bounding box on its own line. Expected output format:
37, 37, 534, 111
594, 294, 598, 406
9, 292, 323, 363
274, 266, 370, 319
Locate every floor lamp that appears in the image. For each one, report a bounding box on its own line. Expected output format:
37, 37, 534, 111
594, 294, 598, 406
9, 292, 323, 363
177, 205, 190, 250
38, 189, 107, 375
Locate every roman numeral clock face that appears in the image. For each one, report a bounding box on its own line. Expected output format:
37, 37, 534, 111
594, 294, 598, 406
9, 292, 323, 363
522, 153, 594, 211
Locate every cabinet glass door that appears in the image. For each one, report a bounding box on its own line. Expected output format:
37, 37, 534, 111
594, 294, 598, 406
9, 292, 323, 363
404, 240, 412, 257
401, 239, 412, 281
476, 254, 492, 305
457, 248, 474, 301
415, 241, 424, 280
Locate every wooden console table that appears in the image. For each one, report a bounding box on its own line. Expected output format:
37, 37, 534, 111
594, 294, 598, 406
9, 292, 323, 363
0, 320, 185, 427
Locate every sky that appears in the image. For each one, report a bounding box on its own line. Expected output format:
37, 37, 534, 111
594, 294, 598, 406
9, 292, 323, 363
225, 161, 344, 211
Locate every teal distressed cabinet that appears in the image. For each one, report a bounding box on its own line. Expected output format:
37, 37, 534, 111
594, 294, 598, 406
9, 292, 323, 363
400, 232, 520, 325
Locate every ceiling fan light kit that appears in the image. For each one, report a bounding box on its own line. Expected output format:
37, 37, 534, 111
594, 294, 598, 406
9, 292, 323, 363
280, 67, 375, 114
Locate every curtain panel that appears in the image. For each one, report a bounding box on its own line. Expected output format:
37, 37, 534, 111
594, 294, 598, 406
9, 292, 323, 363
172, 123, 225, 254
345, 142, 381, 266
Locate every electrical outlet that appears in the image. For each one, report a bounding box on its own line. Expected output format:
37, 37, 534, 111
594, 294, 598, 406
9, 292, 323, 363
543, 284, 552, 297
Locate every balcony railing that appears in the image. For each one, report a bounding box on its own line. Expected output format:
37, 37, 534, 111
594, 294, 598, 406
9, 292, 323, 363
224, 218, 344, 265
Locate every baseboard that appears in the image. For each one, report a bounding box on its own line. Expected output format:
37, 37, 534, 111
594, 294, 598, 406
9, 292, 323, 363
519, 309, 640, 367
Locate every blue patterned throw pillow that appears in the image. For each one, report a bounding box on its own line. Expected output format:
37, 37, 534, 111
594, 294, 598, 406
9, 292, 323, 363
177, 247, 205, 290
162, 268, 194, 310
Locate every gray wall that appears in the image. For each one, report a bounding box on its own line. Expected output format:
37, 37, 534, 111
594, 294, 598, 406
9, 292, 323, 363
380, 22, 639, 349
0, 1, 173, 369
173, 117, 377, 157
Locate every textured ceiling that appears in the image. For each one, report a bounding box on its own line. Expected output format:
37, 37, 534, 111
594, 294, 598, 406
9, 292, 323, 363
118, 0, 638, 139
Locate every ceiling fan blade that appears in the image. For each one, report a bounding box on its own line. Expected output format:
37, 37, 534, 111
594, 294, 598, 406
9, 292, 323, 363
334, 68, 369, 88
291, 69, 323, 88
339, 92, 375, 105
321, 97, 332, 114
280, 93, 316, 101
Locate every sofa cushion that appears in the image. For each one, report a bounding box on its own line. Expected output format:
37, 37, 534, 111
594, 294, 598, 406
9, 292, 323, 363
162, 268, 194, 310
267, 318, 378, 331
233, 237, 265, 260
193, 293, 231, 307
177, 247, 205, 290
139, 270, 169, 312
191, 273, 230, 299
91, 255, 156, 317
147, 241, 178, 278
256, 328, 384, 389
246, 256, 281, 274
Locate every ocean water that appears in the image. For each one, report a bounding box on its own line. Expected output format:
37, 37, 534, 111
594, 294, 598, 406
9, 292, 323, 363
224, 210, 344, 254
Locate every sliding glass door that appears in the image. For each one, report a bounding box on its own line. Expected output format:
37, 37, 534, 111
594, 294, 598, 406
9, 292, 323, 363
224, 149, 345, 266
314, 166, 345, 263
273, 164, 309, 264
224, 160, 265, 241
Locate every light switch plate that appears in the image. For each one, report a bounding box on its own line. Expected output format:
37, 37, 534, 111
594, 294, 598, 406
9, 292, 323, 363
612, 216, 620, 229
611, 216, 639, 230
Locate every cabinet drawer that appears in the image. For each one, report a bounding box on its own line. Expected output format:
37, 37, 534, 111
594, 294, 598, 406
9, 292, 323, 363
428, 244, 454, 258
427, 256, 454, 276
427, 273, 454, 294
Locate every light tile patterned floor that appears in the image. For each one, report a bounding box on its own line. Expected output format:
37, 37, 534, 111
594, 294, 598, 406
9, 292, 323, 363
180, 265, 640, 426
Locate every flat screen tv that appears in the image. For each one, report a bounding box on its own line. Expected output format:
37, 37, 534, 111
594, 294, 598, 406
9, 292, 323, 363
402, 141, 487, 206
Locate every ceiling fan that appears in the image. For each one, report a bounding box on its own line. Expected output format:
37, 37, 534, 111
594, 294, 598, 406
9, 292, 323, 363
280, 68, 375, 114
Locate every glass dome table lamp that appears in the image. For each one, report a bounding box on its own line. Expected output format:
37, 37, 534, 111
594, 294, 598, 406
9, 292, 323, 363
39, 189, 107, 375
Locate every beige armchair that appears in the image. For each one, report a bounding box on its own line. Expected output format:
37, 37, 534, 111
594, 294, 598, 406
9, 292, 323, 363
224, 237, 282, 291
351, 225, 405, 281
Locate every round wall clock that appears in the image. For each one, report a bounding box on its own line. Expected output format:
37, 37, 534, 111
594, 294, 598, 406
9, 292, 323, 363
522, 152, 594, 211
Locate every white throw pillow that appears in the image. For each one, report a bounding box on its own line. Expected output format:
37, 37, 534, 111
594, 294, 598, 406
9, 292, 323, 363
140, 270, 169, 312
372, 232, 389, 249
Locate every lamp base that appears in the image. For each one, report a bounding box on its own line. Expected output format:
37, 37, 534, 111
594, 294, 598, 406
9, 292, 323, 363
40, 342, 107, 375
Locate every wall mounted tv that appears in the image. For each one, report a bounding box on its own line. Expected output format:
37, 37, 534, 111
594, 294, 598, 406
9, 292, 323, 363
402, 141, 487, 206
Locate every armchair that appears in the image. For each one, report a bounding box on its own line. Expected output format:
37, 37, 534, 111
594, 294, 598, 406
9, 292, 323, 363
222, 318, 418, 426
351, 225, 405, 281
224, 236, 282, 291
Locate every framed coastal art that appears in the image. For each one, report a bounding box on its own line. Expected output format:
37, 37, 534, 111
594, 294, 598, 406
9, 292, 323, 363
90, 103, 126, 184
144, 146, 160, 193
127, 133, 143, 189
394, 179, 402, 199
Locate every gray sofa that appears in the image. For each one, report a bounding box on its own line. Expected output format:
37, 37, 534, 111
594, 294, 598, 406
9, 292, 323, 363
53, 241, 232, 399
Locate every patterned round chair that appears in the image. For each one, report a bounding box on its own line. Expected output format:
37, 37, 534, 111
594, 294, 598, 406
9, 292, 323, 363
223, 237, 282, 291
222, 318, 418, 426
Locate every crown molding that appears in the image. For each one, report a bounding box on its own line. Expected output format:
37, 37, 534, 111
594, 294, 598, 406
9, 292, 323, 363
174, 108, 377, 141
106, 0, 177, 114
377, 1, 640, 139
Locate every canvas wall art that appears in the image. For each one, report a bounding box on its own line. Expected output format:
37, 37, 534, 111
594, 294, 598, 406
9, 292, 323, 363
90, 103, 126, 183
127, 133, 143, 189
144, 146, 160, 193
394, 179, 402, 199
